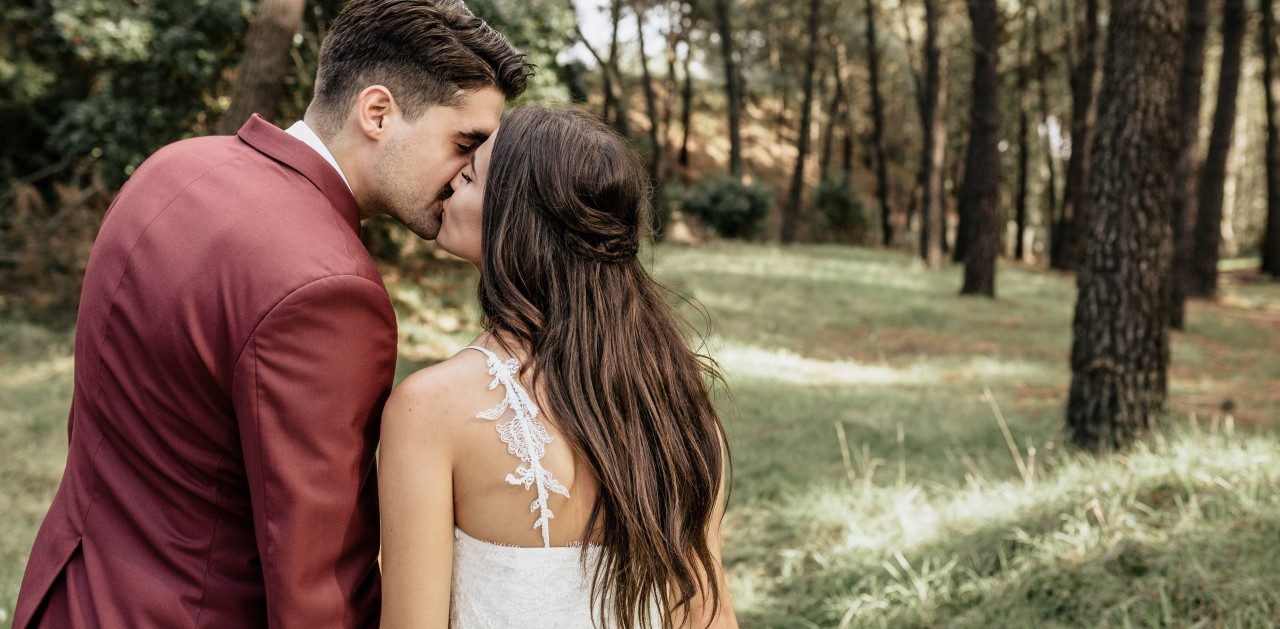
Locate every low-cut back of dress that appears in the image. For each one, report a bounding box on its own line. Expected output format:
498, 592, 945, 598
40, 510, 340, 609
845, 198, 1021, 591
449, 345, 624, 628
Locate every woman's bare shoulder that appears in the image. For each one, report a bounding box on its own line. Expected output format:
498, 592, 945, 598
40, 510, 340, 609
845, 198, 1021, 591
383, 345, 498, 436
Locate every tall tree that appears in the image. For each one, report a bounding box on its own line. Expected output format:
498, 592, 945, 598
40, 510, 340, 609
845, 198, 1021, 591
864, 0, 894, 246
606, 0, 630, 136
1168, 0, 1210, 328
919, 0, 947, 269
713, 0, 744, 177
1051, 0, 1100, 270
679, 36, 694, 168
837, 42, 859, 178
897, 0, 927, 236
782, 0, 823, 244
959, 0, 1002, 296
1265, 0, 1280, 278
1034, 4, 1059, 262
1189, 0, 1246, 298
572, 0, 628, 136
1015, 5, 1033, 262
819, 58, 844, 180
1067, 0, 1184, 451
633, 2, 665, 235
217, 0, 306, 134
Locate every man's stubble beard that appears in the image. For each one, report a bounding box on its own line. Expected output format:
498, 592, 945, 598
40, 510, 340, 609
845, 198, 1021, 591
363, 145, 446, 241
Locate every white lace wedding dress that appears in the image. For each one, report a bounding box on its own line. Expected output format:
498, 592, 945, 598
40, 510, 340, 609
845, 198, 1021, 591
450, 346, 649, 628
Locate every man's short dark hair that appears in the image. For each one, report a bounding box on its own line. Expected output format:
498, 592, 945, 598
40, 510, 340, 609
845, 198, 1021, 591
310, 0, 530, 136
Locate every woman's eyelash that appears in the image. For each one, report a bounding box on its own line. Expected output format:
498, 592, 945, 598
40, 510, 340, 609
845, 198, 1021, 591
461, 172, 473, 184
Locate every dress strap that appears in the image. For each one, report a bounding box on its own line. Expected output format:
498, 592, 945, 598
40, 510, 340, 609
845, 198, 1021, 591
463, 345, 570, 548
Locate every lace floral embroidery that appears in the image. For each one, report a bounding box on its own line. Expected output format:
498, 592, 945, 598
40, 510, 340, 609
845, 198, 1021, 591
466, 346, 570, 548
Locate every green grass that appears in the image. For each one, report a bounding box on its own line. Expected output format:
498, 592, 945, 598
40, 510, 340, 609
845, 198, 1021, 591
2, 243, 1277, 626
0, 321, 76, 626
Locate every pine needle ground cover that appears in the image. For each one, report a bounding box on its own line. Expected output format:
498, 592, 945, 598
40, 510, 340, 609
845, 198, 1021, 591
2, 243, 1277, 626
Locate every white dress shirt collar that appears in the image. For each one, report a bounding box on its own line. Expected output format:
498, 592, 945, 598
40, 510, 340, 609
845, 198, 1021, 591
284, 120, 352, 193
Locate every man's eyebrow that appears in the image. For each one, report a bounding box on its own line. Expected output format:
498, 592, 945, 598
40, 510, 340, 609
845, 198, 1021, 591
459, 129, 490, 143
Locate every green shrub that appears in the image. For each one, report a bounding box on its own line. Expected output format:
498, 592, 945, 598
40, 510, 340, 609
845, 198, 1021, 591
813, 175, 869, 243
679, 175, 774, 239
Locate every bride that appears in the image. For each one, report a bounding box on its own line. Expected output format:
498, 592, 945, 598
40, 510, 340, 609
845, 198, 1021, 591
378, 107, 737, 628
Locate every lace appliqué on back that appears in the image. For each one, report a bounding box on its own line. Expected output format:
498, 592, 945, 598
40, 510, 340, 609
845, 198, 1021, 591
465, 345, 570, 548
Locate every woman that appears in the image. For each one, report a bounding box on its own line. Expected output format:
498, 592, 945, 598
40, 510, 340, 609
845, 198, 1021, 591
379, 107, 737, 628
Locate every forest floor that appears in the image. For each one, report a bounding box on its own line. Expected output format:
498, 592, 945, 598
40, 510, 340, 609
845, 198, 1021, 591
2, 243, 1278, 626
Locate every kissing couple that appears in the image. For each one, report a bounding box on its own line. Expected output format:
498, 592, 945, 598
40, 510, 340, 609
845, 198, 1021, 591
13, 1, 737, 627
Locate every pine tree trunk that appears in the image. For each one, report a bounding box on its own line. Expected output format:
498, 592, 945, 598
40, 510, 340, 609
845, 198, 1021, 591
218, 0, 306, 134
1035, 4, 1059, 261
1016, 5, 1032, 262
959, 0, 1001, 297
663, 11, 685, 154
1051, 0, 1100, 270
953, 164, 971, 262
1067, 0, 1183, 452
1189, 0, 1245, 298
1264, 0, 1280, 278
820, 63, 842, 181
837, 42, 858, 178
782, 0, 823, 244
607, 1, 630, 137
713, 0, 743, 177
864, 0, 893, 246
572, 4, 627, 137
1168, 0, 1209, 328
920, 0, 947, 269
680, 50, 693, 168
634, 4, 664, 237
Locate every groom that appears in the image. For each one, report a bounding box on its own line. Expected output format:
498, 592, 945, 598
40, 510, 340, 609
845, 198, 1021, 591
13, 1, 527, 627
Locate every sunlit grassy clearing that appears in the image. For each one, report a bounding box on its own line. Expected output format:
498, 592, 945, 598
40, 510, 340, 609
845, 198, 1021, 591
650, 243, 1277, 626
1, 243, 1276, 626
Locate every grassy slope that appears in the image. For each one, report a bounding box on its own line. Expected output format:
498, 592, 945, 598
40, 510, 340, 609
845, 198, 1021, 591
2, 243, 1277, 626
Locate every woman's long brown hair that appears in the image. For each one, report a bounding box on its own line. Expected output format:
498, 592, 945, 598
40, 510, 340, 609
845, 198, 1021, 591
478, 107, 729, 627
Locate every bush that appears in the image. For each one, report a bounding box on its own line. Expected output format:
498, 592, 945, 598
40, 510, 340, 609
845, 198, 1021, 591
679, 175, 774, 239
813, 176, 869, 243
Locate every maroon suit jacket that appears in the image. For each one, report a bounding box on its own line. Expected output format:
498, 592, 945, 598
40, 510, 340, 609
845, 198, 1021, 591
13, 115, 396, 628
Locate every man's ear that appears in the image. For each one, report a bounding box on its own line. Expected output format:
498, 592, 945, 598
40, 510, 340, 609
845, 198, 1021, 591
354, 85, 396, 139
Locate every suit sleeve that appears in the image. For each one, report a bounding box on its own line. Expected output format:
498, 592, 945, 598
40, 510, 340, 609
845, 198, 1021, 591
232, 274, 398, 628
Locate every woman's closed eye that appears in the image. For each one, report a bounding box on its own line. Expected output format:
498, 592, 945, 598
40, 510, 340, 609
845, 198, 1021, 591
460, 171, 473, 184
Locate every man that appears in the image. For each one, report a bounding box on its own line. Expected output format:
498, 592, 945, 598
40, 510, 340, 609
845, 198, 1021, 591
13, 1, 528, 626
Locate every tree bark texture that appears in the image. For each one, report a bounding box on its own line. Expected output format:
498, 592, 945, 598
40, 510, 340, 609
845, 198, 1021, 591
1264, 0, 1280, 277
1051, 0, 1099, 270
218, 0, 306, 134
1189, 0, 1245, 298
1168, 0, 1209, 328
1067, 0, 1183, 452
959, 0, 1001, 297
919, 0, 947, 269
713, 0, 744, 177
782, 0, 823, 244
864, 0, 893, 246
